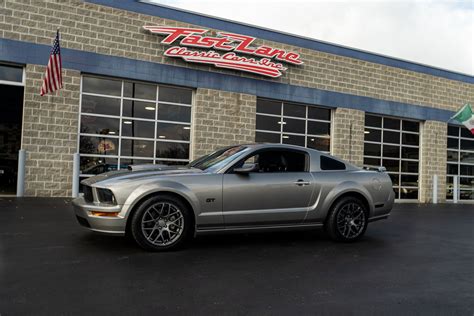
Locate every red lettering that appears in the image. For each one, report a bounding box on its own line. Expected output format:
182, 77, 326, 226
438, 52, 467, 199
143, 26, 207, 44
219, 32, 256, 53
284, 52, 303, 64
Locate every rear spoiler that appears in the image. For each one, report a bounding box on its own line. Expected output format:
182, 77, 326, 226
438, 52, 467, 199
363, 166, 387, 172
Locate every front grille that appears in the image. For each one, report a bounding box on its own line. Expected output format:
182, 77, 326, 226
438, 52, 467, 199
83, 185, 94, 203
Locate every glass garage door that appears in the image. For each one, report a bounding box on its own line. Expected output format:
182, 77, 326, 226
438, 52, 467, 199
79, 75, 192, 182
0, 64, 24, 195
363, 114, 420, 200
446, 125, 474, 201
255, 99, 331, 153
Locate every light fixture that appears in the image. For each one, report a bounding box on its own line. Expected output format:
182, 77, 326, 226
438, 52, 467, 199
123, 121, 132, 125
364, 130, 370, 134
90, 211, 120, 217
282, 135, 289, 139
278, 121, 287, 125
310, 138, 315, 141
145, 106, 155, 111
108, 131, 116, 135
183, 126, 191, 130
158, 135, 166, 139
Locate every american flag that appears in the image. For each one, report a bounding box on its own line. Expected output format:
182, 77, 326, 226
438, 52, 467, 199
40, 30, 63, 96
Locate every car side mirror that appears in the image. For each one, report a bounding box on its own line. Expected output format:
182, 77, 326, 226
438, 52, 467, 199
234, 163, 259, 174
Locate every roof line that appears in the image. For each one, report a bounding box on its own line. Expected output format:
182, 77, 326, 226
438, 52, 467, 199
141, 0, 472, 77
86, 0, 473, 84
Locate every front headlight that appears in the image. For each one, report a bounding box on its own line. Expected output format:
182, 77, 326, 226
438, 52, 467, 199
96, 188, 117, 205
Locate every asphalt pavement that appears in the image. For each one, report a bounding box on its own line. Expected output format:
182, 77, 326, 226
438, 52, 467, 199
0, 198, 473, 315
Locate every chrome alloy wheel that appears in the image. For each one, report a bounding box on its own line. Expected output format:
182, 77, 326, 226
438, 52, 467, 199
336, 203, 366, 239
141, 202, 184, 246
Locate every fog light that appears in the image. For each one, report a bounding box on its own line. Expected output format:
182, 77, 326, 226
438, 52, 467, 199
90, 211, 120, 217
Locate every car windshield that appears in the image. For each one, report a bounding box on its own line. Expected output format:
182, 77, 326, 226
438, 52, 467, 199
188, 145, 249, 172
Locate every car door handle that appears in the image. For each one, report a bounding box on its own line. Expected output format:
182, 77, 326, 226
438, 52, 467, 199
294, 179, 310, 186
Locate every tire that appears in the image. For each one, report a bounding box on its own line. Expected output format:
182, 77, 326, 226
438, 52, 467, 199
325, 196, 368, 242
130, 194, 193, 251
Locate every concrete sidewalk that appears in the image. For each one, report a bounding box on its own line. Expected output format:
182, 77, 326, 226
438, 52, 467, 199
0, 198, 473, 315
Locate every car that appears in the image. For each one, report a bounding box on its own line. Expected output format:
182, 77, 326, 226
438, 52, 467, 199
72, 143, 395, 251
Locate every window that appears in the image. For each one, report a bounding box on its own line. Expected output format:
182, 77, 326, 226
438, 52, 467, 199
233, 150, 308, 173
446, 125, 474, 201
0, 64, 24, 84
0, 64, 24, 195
320, 156, 346, 170
255, 99, 331, 152
79, 75, 193, 181
363, 114, 420, 200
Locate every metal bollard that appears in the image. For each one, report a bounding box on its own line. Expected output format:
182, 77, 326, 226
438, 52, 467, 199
432, 175, 438, 204
72, 153, 80, 198
16, 149, 26, 197
453, 175, 458, 204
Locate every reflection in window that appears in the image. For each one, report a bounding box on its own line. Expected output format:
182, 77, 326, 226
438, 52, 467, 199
80, 115, 119, 135
156, 142, 189, 159
121, 120, 155, 138
80, 136, 118, 155
81, 95, 121, 116
123, 82, 156, 100
255, 99, 331, 153
122, 100, 156, 119
82, 76, 121, 96
121, 139, 154, 158
0, 64, 23, 82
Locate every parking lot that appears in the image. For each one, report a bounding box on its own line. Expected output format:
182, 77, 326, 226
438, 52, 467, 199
0, 198, 473, 315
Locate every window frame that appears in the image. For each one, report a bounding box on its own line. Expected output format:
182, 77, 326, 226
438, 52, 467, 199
78, 75, 193, 178
255, 98, 332, 153
226, 147, 310, 174
446, 124, 474, 202
363, 114, 420, 201
0, 63, 25, 86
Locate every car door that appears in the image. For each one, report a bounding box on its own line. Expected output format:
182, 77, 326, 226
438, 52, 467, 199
222, 148, 315, 226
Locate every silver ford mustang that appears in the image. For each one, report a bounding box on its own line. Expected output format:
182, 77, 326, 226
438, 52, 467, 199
73, 144, 394, 251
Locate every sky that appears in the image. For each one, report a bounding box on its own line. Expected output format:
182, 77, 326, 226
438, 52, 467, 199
149, 0, 474, 75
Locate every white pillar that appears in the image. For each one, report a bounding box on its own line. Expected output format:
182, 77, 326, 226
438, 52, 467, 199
72, 153, 80, 198
432, 175, 438, 204
453, 175, 458, 204
16, 149, 26, 197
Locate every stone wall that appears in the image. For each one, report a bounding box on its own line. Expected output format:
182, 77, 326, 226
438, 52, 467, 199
192, 89, 256, 159
331, 108, 365, 166
419, 121, 448, 203
22, 64, 80, 197
0, 0, 472, 112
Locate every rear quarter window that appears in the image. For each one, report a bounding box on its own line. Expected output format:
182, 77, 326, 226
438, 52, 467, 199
320, 156, 346, 170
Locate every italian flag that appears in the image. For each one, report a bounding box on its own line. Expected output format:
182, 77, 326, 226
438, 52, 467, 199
452, 103, 474, 135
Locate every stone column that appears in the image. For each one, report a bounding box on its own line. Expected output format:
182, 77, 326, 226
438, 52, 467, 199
22, 64, 81, 197
331, 108, 365, 167
420, 121, 447, 203
192, 88, 256, 159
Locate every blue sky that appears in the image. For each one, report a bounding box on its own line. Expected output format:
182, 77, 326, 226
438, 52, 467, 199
150, 0, 473, 75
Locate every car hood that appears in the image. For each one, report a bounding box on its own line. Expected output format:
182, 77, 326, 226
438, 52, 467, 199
81, 165, 204, 187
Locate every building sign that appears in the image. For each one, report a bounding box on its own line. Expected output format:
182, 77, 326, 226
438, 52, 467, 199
144, 26, 303, 78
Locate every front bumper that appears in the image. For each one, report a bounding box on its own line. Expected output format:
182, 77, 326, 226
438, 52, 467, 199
72, 196, 127, 235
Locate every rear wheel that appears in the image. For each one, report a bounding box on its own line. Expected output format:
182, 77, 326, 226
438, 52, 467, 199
325, 197, 368, 242
130, 195, 193, 251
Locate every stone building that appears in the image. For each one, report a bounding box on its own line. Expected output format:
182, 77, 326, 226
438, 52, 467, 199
0, 0, 473, 202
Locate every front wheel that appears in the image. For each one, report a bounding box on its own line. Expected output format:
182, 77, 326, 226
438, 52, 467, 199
130, 195, 193, 251
325, 197, 368, 242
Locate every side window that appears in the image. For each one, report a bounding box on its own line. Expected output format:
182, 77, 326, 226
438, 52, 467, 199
236, 150, 307, 173
320, 156, 346, 170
